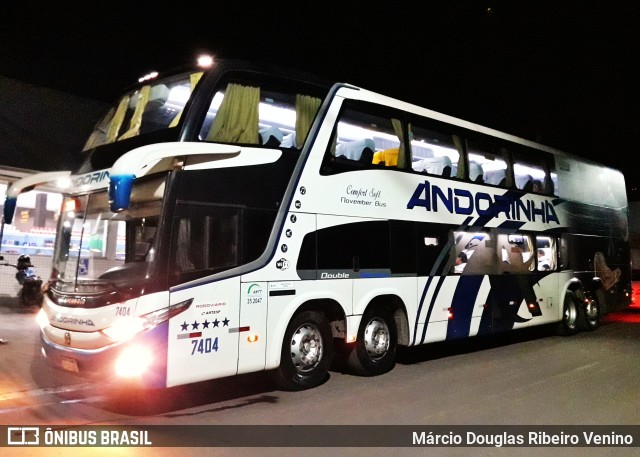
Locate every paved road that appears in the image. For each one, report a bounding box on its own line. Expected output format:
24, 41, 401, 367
1, 293, 640, 457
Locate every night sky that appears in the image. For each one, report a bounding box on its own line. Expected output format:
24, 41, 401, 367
2, 2, 639, 190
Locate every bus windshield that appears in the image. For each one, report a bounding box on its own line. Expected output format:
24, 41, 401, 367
51, 176, 166, 291
82, 71, 202, 151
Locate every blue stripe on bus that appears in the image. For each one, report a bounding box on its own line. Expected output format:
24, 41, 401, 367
446, 275, 484, 340
419, 276, 446, 345
413, 275, 435, 345
471, 190, 525, 227
359, 272, 391, 278
498, 220, 526, 230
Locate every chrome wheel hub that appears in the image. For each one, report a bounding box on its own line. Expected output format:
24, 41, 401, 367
290, 324, 323, 372
363, 318, 390, 360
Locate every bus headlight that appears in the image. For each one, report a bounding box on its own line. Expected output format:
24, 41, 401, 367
101, 298, 193, 342
36, 308, 49, 329
115, 345, 153, 378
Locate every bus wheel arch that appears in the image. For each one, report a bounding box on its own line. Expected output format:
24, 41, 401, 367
346, 295, 406, 376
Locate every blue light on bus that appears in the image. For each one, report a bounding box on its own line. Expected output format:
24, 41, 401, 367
109, 174, 135, 212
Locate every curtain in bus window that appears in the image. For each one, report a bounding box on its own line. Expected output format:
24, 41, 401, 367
175, 219, 195, 272
206, 83, 260, 144
119, 85, 151, 140
391, 118, 407, 169
294, 95, 321, 148
106, 95, 130, 143
169, 72, 204, 128
83, 107, 115, 150
452, 135, 465, 179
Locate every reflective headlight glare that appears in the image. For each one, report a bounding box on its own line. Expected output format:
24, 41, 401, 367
115, 345, 153, 378
100, 317, 147, 342
36, 308, 49, 329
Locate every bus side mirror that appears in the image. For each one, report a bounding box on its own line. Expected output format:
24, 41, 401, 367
3, 196, 17, 224
109, 174, 135, 212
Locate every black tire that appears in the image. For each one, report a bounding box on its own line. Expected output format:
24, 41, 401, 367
596, 288, 608, 316
273, 310, 333, 391
578, 295, 600, 331
557, 291, 579, 336
346, 306, 397, 376
20, 282, 43, 307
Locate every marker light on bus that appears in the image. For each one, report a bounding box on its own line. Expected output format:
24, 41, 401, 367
197, 54, 214, 68
138, 71, 158, 83
63, 198, 77, 213
101, 299, 193, 342
115, 345, 153, 378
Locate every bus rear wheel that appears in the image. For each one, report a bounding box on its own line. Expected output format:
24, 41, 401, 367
346, 306, 397, 376
273, 310, 333, 391
578, 296, 600, 331
557, 291, 579, 336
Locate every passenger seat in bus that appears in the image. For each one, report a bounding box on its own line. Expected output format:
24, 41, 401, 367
469, 161, 484, 183
414, 156, 452, 177
516, 174, 534, 191
483, 169, 506, 186
281, 132, 296, 148
335, 139, 375, 164
259, 126, 284, 147
372, 148, 399, 167
139, 84, 171, 134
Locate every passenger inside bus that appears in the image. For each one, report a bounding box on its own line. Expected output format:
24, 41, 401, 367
532, 179, 544, 193
537, 249, 551, 271
501, 244, 534, 272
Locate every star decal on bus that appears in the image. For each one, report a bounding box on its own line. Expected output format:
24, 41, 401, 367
179, 319, 230, 331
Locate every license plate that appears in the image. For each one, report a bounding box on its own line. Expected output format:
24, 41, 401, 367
61, 357, 79, 373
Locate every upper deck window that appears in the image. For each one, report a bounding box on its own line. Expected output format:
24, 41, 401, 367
409, 122, 461, 179
199, 81, 322, 150
466, 138, 511, 187
321, 100, 408, 174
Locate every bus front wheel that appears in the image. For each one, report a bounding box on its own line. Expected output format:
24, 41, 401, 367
557, 291, 579, 336
273, 310, 333, 391
346, 306, 397, 376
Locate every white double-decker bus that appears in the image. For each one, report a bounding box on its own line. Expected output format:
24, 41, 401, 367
4, 57, 631, 391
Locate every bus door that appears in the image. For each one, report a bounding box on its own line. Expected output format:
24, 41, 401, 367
166, 279, 241, 387
165, 211, 242, 387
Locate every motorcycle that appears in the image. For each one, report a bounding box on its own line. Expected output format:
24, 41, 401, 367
0, 254, 44, 307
